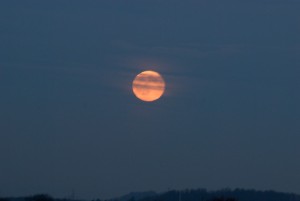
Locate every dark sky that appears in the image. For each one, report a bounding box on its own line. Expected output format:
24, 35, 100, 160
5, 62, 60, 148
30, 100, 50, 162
1, 0, 300, 199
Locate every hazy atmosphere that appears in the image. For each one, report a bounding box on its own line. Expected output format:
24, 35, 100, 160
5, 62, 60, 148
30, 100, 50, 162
1, 0, 300, 199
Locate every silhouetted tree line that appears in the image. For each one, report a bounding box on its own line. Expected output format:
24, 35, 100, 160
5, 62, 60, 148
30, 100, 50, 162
1, 189, 300, 201
25, 195, 54, 201
1, 194, 69, 201
0, 198, 10, 201
209, 198, 237, 201
137, 189, 300, 201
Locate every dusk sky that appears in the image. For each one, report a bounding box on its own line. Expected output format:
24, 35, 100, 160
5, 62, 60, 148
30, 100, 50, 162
0, 0, 300, 199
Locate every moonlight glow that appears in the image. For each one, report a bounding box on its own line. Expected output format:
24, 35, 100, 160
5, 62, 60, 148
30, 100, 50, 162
132, 70, 165, 102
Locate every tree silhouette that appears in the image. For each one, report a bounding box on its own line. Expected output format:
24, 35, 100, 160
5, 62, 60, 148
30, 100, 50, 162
210, 198, 237, 201
25, 194, 54, 201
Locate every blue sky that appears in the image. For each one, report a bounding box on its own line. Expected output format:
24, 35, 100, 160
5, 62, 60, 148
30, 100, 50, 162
0, 0, 300, 199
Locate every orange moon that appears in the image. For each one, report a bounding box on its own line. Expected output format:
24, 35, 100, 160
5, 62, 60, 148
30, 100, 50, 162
132, 70, 165, 102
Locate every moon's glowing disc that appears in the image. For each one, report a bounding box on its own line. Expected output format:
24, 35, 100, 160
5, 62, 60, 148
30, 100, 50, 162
132, 70, 165, 102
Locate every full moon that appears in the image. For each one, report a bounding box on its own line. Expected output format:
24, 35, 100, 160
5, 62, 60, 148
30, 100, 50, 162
132, 70, 166, 102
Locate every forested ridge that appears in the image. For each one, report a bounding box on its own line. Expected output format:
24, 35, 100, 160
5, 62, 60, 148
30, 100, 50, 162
1, 188, 300, 201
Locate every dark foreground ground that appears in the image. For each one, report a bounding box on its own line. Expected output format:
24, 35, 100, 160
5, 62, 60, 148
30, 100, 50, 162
2, 188, 300, 201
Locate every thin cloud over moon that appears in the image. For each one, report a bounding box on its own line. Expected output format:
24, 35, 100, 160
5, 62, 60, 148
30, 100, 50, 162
132, 70, 165, 102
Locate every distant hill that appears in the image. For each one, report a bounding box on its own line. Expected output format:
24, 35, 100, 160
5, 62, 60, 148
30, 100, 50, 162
134, 189, 300, 201
2, 189, 300, 201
